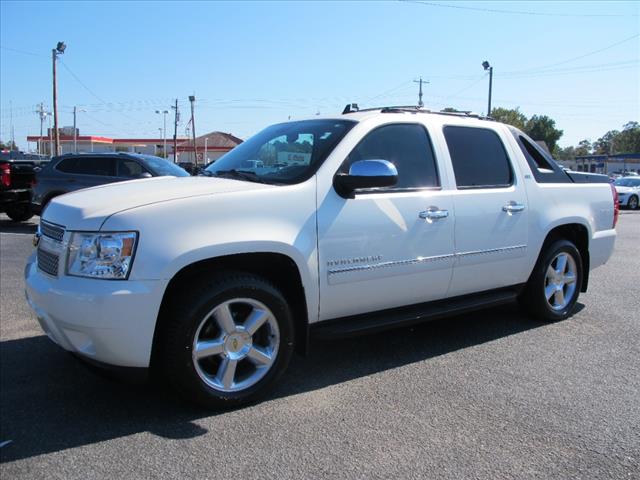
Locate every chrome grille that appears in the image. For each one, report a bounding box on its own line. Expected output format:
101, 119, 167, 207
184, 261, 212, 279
40, 221, 65, 242
37, 248, 59, 276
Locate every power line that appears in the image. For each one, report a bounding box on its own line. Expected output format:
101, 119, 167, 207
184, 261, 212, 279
401, 0, 639, 18
0, 45, 47, 57
58, 58, 141, 124
502, 33, 640, 75
444, 73, 487, 99
58, 59, 108, 104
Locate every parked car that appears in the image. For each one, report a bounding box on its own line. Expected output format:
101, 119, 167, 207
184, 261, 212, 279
0, 152, 49, 222
613, 176, 640, 209
26, 107, 617, 408
32, 152, 189, 215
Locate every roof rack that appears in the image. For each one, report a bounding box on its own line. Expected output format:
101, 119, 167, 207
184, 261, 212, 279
341, 103, 494, 121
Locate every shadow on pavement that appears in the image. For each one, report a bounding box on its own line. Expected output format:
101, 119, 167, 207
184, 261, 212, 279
0, 218, 38, 235
0, 303, 557, 462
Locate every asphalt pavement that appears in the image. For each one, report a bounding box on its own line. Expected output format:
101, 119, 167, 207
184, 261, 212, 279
1, 212, 639, 479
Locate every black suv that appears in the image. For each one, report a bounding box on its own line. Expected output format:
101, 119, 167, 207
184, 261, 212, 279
32, 153, 189, 215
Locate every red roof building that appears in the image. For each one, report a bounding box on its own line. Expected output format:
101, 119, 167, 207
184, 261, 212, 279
27, 128, 242, 163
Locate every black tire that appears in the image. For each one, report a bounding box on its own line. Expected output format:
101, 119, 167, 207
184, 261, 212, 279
5, 204, 34, 222
519, 239, 583, 322
157, 271, 295, 408
628, 195, 639, 210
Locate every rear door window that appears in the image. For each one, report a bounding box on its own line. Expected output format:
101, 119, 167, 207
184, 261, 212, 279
443, 126, 513, 189
56, 157, 116, 176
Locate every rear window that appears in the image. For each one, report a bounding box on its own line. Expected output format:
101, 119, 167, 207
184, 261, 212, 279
508, 127, 570, 184
55, 157, 116, 176
443, 126, 513, 189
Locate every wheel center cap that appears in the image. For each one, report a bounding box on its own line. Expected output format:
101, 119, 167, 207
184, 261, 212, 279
224, 332, 252, 359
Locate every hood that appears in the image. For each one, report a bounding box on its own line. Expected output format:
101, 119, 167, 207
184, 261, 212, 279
43, 176, 274, 230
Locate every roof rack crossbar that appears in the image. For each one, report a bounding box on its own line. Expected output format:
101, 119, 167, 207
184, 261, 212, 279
341, 103, 494, 121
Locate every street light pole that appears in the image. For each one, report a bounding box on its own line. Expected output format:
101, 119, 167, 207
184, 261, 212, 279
155, 110, 169, 157
482, 60, 493, 116
189, 95, 197, 166
52, 42, 66, 156
73, 106, 86, 153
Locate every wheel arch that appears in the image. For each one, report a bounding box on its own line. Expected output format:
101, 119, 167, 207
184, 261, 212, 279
539, 223, 590, 292
151, 251, 311, 372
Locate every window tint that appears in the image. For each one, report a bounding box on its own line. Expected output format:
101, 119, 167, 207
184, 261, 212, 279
444, 126, 512, 188
506, 127, 571, 184
56, 157, 116, 176
117, 158, 148, 178
344, 124, 439, 190
518, 135, 554, 170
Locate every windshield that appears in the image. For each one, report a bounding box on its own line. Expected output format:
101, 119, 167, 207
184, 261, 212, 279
205, 119, 356, 184
615, 177, 640, 187
140, 155, 190, 177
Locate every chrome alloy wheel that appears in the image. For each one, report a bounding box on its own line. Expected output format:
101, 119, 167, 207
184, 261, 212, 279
544, 252, 578, 311
192, 298, 280, 393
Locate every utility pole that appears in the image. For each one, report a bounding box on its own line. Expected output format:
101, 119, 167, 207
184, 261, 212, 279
52, 42, 66, 156
413, 77, 429, 108
189, 95, 197, 166
171, 99, 179, 163
204, 137, 208, 165
35, 103, 50, 155
48, 114, 53, 157
482, 61, 493, 116
9, 101, 15, 150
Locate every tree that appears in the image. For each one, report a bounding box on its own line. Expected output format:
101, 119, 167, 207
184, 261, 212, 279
592, 122, 640, 155
575, 139, 592, 157
525, 115, 563, 153
554, 145, 576, 161
616, 121, 640, 153
0, 140, 18, 151
489, 107, 527, 130
593, 130, 620, 155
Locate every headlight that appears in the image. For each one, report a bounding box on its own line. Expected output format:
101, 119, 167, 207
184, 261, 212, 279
66, 232, 138, 279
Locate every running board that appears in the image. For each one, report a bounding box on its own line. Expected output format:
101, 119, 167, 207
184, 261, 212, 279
311, 287, 522, 340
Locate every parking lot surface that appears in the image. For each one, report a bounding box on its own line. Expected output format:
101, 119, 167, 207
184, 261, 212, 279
1, 212, 639, 479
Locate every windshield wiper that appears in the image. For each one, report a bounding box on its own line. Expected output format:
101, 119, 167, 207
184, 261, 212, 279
211, 169, 269, 184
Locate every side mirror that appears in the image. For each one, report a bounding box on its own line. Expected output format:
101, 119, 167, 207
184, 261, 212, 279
333, 159, 398, 198
138, 172, 153, 179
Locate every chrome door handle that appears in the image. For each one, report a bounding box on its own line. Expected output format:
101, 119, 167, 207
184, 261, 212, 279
419, 208, 449, 221
502, 202, 525, 213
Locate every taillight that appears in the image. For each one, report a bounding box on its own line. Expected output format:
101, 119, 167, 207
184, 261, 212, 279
0, 163, 10, 188
610, 183, 619, 228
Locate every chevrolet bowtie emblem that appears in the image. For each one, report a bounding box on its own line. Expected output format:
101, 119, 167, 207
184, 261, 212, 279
232, 338, 239, 350
33, 232, 41, 248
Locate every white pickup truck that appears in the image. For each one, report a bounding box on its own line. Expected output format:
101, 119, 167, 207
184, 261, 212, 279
25, 107, 618, 407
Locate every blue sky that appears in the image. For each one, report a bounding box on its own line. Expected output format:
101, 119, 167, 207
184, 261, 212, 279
1, 1, 638, 150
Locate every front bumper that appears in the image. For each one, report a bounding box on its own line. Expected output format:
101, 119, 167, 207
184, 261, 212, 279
24, 253, 167, 368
